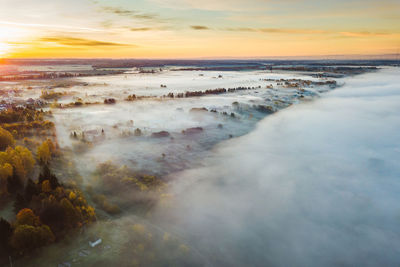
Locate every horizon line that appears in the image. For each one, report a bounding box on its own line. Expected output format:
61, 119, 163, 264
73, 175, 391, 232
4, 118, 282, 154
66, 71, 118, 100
1, 53, 399, 61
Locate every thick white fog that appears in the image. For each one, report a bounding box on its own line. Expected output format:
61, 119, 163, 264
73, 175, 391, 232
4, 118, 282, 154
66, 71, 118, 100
153, 67, 400, 266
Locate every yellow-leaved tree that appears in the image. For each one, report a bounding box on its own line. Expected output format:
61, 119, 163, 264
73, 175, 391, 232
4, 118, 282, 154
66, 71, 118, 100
41, 180, 52, 193
15, 146, 35, 175
11, 209, 55, 252
0, 146, 35, 189
0, 126, 15, 151
0, 163, 12, 195
37, 140, 51, 164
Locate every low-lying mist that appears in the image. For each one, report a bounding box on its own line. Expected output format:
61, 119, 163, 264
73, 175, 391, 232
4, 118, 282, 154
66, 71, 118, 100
151, 67, 400, 266
52, 69, 325, 176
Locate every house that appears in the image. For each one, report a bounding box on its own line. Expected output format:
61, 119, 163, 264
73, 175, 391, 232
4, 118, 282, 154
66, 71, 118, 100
89, 238, 102, 248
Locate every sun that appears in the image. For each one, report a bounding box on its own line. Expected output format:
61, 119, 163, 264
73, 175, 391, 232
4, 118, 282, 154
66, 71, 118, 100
0, 25, 30, 58
0, 42, 12, 57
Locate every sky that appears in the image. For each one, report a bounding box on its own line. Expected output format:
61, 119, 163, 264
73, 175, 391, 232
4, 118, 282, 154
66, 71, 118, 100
0, 0, 399, 58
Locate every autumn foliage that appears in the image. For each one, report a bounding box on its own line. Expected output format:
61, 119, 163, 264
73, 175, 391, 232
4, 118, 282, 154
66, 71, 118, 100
0, 126, 15, 151
0, 146, 35, 196
37, 139, 55, 164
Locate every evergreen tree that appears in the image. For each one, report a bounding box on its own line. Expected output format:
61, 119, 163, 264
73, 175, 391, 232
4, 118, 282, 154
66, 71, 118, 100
0, 217, 12, 254
24, 178, 39, 202
38, 164, 51, 184
13, 193, 27, 213
49, 174, 60, 190
7, 171, 23, 194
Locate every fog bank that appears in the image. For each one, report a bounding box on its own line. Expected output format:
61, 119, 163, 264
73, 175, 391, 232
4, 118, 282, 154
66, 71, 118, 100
154, 67, 400, 266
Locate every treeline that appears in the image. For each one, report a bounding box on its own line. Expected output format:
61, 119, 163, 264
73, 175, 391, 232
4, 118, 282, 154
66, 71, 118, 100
165, 86, 261, 98
0, 106, 54, 139
0, 106, 47, 124
124, 86, 263, 103
40, 90, 65, 100
0, 69, 125, 82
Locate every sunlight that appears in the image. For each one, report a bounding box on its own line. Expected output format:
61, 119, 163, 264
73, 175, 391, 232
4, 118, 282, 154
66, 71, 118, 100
0, 25, 28, 57
0, 42, 12, 57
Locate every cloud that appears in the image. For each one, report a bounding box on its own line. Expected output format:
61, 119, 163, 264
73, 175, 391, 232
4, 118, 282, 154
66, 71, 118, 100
339, 31, 394, 37
39, 36, 132, 47
130, 27, 153, 31
222, 27, 398, 39
152, 68, 400, 266
102, 6, 136, 17
100, 6, 166, 23
190, 25, 210, 30
150, 0, 399, 13
225, 27, 328, 34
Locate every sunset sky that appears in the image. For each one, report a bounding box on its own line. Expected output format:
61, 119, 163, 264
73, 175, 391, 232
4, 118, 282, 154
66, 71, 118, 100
0, 0, 399, 58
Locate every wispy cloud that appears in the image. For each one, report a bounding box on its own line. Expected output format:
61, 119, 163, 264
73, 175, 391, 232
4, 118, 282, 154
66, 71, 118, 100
225, 27, 328, 34
100, 6, 166, 23
130, 27, 153, 31
223, 27, 397, 38
191, 25, 210, 30
39, 36, 132, 47
339, 31, 393, 37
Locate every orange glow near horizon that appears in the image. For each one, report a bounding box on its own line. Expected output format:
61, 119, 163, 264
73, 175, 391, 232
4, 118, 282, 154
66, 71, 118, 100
0, 0, 399, 59
5, 35, 398, 59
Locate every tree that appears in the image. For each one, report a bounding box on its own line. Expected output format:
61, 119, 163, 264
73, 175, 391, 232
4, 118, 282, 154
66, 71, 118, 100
41, 180, 52, 193
13, 193, 27, 213
69, 191, 76, 201
38, 164, 51, 184
15, 208, 40, 227
38, 164, 59, 189
37, 141, 51, 164
14, 146, 35, 176
0, 163, 12, 180
0, 146, 35, 184
3, 147, 25, 179
0, 217, 12, 255
46, 139, 56, 155
26, 113, 34, 122
49, 173, 60, 190
0, 127, 15, 151
0, 163, 12, 195
60, 198, 80, 228
24, 178, 39, 202
7, 171, 23, 194
10, 224, 55, 252
39, 201, 65, 233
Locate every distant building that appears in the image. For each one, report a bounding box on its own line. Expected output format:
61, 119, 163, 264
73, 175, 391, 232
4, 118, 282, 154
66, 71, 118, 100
89, 238, 102, 248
